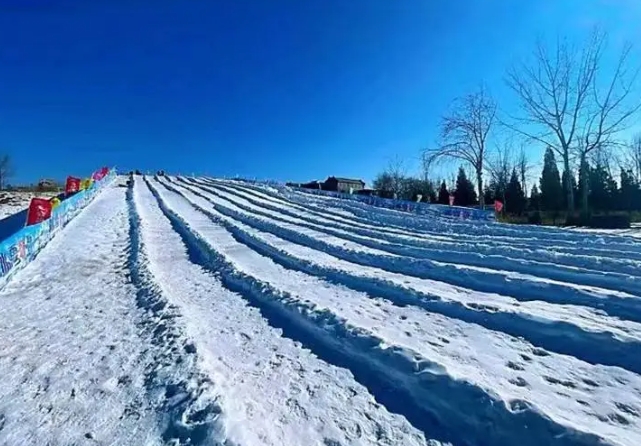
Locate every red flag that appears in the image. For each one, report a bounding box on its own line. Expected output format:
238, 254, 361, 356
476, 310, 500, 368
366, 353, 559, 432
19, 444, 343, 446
449, 194, 455, 206
494, 200, 504, 213
26, 198, 52, 226
92, 167, 109, 181
65, 176, 81, 194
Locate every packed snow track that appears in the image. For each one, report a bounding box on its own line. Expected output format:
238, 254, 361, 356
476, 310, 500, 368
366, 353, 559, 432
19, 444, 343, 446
1, 175, 640, 446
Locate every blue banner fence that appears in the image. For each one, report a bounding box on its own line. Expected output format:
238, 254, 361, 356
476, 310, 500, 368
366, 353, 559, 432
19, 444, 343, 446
0, 170, 117, 286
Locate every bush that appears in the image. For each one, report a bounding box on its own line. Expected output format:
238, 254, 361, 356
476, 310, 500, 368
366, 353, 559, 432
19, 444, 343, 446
588, 214, 631, 229
527, 211, 542, 225
564, 213, 589, 227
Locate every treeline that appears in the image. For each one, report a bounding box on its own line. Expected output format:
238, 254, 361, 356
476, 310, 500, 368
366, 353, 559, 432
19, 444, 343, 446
373, 143, 641, 223
372, 167, 480, 207
371, 27, 641, 227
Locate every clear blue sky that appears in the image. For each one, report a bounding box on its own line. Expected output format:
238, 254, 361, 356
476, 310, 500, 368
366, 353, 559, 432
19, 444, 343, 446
1, 0, 639, 185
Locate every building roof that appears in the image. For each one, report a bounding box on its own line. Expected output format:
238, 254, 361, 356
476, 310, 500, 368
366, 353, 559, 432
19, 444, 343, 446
326, 176, 365, 184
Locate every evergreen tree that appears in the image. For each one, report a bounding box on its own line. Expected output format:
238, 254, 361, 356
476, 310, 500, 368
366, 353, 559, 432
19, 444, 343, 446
402, 178, 437, 202
577, 159, 590, 214
506, 168, 526, 214
529, 184, 541, 211
562, 169, 578, 212
589, 163, 618, 213
438, 181, 450, 205
373, 172, 395, 198
427, 181, 438, 203
619, 168, 639, 213
483, 184, 495, 206
454, 167, 478, 206
539, 148, 563, 212
485, 177, 507, 207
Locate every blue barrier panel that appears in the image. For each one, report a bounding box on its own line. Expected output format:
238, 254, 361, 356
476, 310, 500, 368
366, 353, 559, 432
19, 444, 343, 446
0, 209, 29, 242
0, 192, 65, 242
0, 170, 116, 286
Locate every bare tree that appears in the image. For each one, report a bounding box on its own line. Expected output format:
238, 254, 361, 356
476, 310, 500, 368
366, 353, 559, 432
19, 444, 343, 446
424, 86, 497, 206
624, 135, 641, 182
386, 155, 407, 198
487, 140, 515, 188
0, 155, 14, 190
506, 29, 640, 214
517, 146, 534, 196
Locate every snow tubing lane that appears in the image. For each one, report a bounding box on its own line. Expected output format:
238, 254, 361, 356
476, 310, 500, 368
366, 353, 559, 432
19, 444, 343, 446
211, 178, 641, 256
199, 179, 641, 284
168, 179, 641, 376
187, 178, 641, 313
150, 177, 604, 446
126, 179, 230, 446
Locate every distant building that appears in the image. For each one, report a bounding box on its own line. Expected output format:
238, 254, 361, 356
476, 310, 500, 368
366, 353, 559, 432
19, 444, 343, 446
356, 188, 379, 197
323, 176, 365, 193
300, 180, 322, 190
37, 179, 60, 192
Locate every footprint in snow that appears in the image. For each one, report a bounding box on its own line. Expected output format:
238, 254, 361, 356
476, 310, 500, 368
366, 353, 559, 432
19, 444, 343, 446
509, 377, 529, 388
531, 348, 550, 357
582, 378, 599, 388
543, 375, 576, 389
615, 402, 639, 417
506, 361, 525, 371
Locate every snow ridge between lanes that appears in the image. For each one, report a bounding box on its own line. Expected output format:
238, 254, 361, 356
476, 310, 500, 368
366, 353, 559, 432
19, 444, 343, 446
170, 178, 641, 376
152, 177, 639, 446
126, 180, 230, 446
202, 179, 641, 279
135, 177, 433, 446
188, 181, 641, 308
224, 178, 641, 254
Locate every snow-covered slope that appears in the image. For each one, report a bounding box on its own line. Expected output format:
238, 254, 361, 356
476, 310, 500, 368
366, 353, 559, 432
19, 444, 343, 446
1, 175, 640, 446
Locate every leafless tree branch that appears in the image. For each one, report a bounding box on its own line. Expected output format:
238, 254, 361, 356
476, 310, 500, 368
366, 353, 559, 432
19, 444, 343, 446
424, 86, 496, 206
0, 155, 14, 190
505, 28, 639, 213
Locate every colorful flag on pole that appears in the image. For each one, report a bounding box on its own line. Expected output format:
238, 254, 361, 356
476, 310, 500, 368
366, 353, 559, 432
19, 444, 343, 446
26, 198, 53, 226
65, 176, 81, 195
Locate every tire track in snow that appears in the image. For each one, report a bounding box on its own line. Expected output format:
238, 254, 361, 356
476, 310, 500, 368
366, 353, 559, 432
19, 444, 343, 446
135, 178, 432, 446
126, 178, 229, 445
200, 178, 641, 267
201, 179, 641, 280
164, 179, 641, 375
148, 178, 612, 446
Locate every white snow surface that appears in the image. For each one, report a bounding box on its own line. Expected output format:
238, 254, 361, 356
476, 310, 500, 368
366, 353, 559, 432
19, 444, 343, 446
0, 185, 160, 446
174, 179, 641, 340
162, 177, 641, 446
2, 175, 641, 446
134, 178, 430, 446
